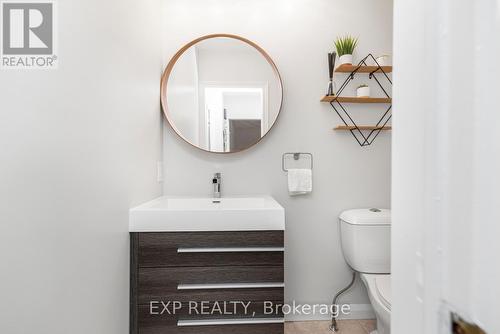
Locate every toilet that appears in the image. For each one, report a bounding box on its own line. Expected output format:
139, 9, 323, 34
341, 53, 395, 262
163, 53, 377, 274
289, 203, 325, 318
339, 208, 391, 334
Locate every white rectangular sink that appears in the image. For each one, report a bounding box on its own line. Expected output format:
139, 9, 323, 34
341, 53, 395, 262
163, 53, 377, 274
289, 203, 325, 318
129, 196, 285, 232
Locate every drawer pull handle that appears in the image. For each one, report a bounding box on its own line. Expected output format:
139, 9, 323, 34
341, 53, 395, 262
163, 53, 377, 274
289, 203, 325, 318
177, 317, 284, 327
177, 247, 284, 253
177, 282, 284, 290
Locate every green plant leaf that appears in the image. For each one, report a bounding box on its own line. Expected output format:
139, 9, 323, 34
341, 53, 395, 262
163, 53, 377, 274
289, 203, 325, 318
334, 35, 358, 56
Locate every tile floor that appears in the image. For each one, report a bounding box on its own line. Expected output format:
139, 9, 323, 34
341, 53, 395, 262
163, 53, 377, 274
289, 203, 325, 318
285, 319, 376, 334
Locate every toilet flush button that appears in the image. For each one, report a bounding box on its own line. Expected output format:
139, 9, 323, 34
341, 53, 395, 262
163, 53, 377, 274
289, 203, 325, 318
369, 208, 381, 212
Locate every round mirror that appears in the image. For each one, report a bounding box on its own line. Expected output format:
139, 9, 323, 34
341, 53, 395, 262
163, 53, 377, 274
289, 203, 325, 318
161, 34, 283, 153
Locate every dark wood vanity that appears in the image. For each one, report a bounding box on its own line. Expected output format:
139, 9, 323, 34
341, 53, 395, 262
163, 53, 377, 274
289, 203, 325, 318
130, 231, 284, 334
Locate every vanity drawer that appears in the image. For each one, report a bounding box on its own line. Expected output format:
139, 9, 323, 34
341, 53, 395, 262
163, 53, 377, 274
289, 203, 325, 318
139, 231, 284, 248
138, 301, 283, 322
138, 302, 283, 334
138, 231, 284, 267
139, 287, 284, 304
139, 322, 284, 334
138, 266, 284, 304
140, 248, 283, 267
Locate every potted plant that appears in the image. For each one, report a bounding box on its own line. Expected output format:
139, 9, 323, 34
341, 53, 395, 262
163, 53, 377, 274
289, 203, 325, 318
356, 84, 370, 98
334, 35, 358, 66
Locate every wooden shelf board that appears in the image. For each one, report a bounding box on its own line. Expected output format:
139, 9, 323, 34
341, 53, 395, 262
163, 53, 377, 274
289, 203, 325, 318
321, 96, 392, 103
334, 125, 392, 131
335, 64, 393, 73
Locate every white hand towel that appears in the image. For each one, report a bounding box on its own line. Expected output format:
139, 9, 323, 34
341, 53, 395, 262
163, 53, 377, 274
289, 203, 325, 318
287, 168, 312, 196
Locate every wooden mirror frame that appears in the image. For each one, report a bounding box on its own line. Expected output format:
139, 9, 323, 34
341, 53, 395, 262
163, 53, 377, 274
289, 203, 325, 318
160, 34, 284, 154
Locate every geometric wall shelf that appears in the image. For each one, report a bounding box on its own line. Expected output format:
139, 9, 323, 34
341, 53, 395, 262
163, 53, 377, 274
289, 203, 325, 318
321, 54, 392, 147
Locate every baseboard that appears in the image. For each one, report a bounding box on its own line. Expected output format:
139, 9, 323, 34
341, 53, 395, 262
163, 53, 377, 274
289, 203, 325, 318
284, 304, 375, 322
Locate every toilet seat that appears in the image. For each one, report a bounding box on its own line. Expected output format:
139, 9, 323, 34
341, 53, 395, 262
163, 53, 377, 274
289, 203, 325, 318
360, 273, 391, 334
375, 275, 391, 310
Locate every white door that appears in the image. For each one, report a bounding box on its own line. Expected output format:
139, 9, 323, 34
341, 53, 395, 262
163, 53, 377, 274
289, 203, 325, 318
393, 1, 500, 333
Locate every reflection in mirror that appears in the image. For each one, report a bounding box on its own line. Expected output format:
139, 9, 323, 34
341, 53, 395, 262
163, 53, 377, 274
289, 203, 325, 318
162, 35, 283, 153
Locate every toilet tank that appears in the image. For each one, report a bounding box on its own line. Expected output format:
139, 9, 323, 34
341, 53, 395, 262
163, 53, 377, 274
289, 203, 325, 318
339, 208, 391, 274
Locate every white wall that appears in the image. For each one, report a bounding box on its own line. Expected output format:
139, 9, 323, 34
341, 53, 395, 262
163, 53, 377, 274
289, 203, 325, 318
392, 0, 500, 333
162, 0, 393, 320
0, 0, 162, 333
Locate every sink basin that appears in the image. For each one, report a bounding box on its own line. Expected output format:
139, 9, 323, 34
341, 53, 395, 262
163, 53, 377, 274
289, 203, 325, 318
129, 196, 285, 232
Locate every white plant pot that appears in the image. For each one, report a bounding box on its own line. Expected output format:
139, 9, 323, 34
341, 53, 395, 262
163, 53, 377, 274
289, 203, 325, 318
357, 86, 370, 98
339, 54, 353, 66
376, 55, 390, 66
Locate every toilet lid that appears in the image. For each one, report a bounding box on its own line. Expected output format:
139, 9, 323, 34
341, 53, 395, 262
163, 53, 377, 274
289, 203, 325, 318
375, 275, 391, 310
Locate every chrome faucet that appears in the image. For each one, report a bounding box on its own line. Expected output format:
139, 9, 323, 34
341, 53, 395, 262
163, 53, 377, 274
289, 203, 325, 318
212, 173, 222, 198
